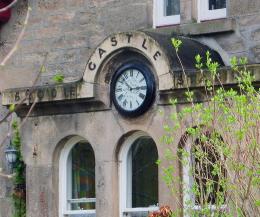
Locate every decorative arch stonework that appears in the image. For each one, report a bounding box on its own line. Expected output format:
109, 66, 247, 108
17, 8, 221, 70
82, 31, 174, 98
2, 30, 227, 108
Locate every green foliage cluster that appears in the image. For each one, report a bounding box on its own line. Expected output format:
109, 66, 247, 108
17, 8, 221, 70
52, 73, 64, 84
11, 120, 26, 217
158, 39, 260, 217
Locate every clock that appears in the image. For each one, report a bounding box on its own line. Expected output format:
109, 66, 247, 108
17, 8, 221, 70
111, 62, 155, 117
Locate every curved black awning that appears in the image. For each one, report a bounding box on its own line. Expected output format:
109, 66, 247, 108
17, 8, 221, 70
144, 31, 225, 74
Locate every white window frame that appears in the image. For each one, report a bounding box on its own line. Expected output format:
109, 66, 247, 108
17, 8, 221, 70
59, 136, 96, 217
198, 0, 227, 22
182, 136, 226, 217
153, 0, 180, 28
119, 132, 159, 217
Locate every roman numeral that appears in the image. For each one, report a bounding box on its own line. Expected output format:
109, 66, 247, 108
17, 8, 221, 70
116, 88, 122, 92
140, 86, 146, 90
123, 73, 128, 79
139, 77, 145, 83
123, 100, 127, 107
118, 78, 125, 84
130, 70, 133, 77
139, 93, 145, 99
130, 101, 132, 109
118, 94, 123, 101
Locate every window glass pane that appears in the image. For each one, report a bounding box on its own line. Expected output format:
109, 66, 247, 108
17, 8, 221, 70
129, 136, 158, 208
164, 0, 180, 16
192, 137, 226, 205
209, 0, 226, 10
71, 142, 95, 210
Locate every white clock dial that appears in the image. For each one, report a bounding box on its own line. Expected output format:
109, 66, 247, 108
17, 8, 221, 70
114, 69, 147, 111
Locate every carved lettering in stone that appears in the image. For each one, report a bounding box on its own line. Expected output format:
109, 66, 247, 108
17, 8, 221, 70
88, 61, 96, 71
98, 48, 107, 59
142, 38, 147, 50
15, 92, 20, 102
70, 86, 77, 98
37, 89, 44, 100
25, 88, 32, 102
126, 33, 133, 43
111, 36, 118, 47
64, 87, 70, 98
51, 88, 57, 98
153, 51, 161, 61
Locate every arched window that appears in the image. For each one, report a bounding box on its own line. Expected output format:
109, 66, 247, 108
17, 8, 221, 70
59, 137, 96, 217
119, 132, 159, 217
182, 131, 226, 217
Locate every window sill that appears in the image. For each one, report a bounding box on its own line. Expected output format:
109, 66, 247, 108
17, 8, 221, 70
149, 18, 236, 36
63, 210, 96, 215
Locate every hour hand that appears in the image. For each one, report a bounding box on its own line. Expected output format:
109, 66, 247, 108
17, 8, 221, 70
125, 82, 132, 89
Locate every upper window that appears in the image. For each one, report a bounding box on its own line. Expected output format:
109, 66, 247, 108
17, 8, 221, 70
153, 0, 180, 27
119, 132, 159, 217
182, 132, 226, 216
59, 137, 96, 217
199, 0, 227, 21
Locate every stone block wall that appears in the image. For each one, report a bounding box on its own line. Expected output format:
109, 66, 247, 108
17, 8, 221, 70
0, 0, 260, 90
0, 0, 153, 90
0, 95, 12, 217
178, 0, 260, 65
0, 1, 260, 216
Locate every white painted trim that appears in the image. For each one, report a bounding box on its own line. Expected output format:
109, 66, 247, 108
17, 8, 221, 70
199, 0, 226, 21
59, 136, 96, 217
118, 132, 159, 217
63, 210, 96, 215
197, 0, 201, 23
123, 207, 159, 213
153, 0, 180, 28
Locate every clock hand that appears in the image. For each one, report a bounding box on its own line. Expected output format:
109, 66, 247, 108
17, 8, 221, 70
132, 86, 146, 90
125, 82, 133, 90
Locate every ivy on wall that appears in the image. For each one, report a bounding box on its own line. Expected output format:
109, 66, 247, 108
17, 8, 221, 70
11, 120, 26, 217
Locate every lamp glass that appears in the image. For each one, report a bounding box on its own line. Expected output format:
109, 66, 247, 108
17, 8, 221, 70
5, 147, 18, 165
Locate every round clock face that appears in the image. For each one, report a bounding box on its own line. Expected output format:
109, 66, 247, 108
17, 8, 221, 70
111, 63, 155, 117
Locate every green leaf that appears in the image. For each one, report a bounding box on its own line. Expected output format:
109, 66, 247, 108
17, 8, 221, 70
9, 104, 15, 112
171, 38, 182, 52
52, 73, 64, 84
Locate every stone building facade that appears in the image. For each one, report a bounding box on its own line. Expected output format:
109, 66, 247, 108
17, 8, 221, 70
0, 1, 260, 217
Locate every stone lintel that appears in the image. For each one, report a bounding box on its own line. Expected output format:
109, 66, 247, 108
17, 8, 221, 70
147, 18, 236, 36
1, 81, 93, 106
159, 64, 260, 104
2, 64, 260, 107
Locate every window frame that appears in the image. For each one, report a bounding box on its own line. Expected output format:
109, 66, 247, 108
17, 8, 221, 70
198, 0, 227, 22
153, 0, 180, 28
59, 136, 96, 217
119, 132, 159, 217
182, 134, 227, 217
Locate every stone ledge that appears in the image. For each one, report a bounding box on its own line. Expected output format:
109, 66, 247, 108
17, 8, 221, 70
147, 18, 236, 36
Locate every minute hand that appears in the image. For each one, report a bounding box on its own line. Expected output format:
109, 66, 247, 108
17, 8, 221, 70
132, 86, 146, 90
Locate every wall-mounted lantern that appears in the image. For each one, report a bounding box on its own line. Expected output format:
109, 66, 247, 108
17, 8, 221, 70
4, 141, 18, 173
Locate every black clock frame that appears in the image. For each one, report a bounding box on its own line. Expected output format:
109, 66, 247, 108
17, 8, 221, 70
111, 62, 156, 117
